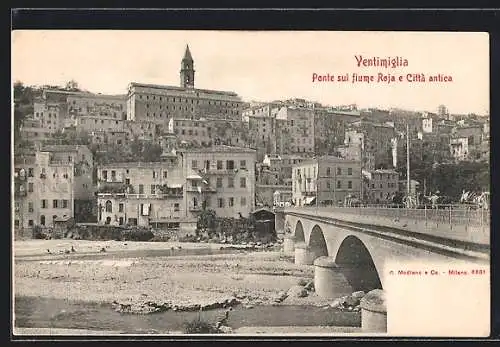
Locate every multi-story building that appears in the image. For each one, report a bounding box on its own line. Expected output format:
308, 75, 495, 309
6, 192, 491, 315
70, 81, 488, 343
33, 100, 65, 133
256, 184, 291, 207
362, 169, 399, 204
450, 137, 469, 161
95, 145, 256, 233
180, 146, 257, 218
242, 102, 282, 122
13, 145, 93, 231
96, 158, 194, 232
126, 45, 245, 124
248, 115, 277, 160
167, 118, 211, 146
19, 117, 52, 143
13, 154, 38, 233
67, 93, 127, 119
314, 107, 360, 155
260, 154, 305, 187
34, 89, 127, 134
292, 156, 361, 206
275, 106, 315, 156
343, 120, 396, 170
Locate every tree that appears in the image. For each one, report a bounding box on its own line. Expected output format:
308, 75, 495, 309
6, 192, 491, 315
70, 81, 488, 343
196, 207, 217, 236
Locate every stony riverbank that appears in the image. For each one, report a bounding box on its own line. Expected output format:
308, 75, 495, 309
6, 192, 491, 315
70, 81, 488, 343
14, 240, 343, 315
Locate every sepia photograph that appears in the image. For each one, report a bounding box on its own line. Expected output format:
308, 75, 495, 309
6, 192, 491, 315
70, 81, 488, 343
11, 30, 490, 337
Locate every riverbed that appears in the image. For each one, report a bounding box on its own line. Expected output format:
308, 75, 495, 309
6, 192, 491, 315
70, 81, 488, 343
13, 240, 361, 334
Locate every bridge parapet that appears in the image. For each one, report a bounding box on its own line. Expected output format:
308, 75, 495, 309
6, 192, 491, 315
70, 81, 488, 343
285, 206, 490, 247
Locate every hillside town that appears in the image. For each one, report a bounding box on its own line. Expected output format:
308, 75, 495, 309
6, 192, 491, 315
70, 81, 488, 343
13, 44, 490, 240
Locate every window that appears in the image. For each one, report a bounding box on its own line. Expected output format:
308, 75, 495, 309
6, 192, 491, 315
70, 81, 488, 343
163, 171, 168, 178
216, 177, 223, 188
192, 181, 198, 189
348, 181, 353, 189
217, 160, 223, 170
40, 215, 45, 225
102, 170, 108, 180
192, 160, 198, 169
240, 160, 247, 169
105, 200, 112, 212
119, 203, 124, 212
348, 168, 353, 175
228, 177, 234, 188
380, 184, 383, 189
41, 199, 47, 208
326, 181, 331, 189
174, 203, 180, 212
240, 177, 247, 188
111, 170, 116, 180
62, 200, 68, 208
326, 167, 331, 176
337, 180, 341, 189
14, 220, 19, 227
53, 200, 58, 208
139, 184, 144, 194
337, 167, 342, 175
28, 168, 34, 177
241, 197, 247, 206
152, 171, 157, 179
218, 198, 224, 208
151, 184, 156, 194
125, 178, 130, 185
28, 202, 33, 212
226, 160, 235, 170
229, 197, 234, 207
28, 183, 33, 192
28, 220, 34, 226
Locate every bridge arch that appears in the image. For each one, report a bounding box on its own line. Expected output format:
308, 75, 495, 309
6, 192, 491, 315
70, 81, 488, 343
335, 235, 383, 292
294, 220, 305, 243
309, 225, 329, 259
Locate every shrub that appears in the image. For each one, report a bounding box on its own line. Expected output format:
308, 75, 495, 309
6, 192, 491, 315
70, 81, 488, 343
183, 318, 219, 334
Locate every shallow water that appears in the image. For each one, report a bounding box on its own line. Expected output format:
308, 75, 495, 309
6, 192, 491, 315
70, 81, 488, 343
15, 296, 360, 334
15, 246, 260, 262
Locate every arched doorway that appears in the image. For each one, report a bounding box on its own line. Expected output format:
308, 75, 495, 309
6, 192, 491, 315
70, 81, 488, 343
309, 225, 328, 260
294, 220, 305, 243
335, 235, 382, 292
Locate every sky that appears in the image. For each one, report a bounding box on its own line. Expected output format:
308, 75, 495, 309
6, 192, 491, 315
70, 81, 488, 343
12, 30, 489, 115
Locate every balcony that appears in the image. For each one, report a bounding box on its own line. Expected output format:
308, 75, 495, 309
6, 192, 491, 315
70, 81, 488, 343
97, 182, 134, 194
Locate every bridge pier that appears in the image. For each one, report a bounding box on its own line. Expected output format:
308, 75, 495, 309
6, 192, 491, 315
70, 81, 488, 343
313, 256, 354, 299
294, 243, 315, 265
283, 235, 295, 254
360, 289, 387, 333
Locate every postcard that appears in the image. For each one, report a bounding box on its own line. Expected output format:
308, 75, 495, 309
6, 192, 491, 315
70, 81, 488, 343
12, 30, 490, 337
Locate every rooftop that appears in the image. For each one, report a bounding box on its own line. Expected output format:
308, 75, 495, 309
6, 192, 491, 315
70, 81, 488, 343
41, 145, 90, 153
128, 82, 240, 98
98, 161, 176, 168
180, 145, 256, 154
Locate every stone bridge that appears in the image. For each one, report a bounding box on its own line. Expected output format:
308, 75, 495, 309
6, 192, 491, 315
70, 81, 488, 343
274, 206, 490, 331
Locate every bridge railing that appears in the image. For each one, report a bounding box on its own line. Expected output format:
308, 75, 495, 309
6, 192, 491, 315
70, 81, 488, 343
286, 204, 490, 228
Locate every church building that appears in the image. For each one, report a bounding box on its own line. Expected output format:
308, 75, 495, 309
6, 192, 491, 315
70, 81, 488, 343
126, 45, 245, 124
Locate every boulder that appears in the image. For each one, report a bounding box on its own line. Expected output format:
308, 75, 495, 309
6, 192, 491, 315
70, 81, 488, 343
287, 285, 308, 298
351, 291, 366, 299
273, 291, 289, 303
344, 295, 360, 307
330, 297, 344, 309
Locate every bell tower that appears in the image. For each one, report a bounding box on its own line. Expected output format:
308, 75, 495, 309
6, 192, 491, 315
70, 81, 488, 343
180, 44, 195, 89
